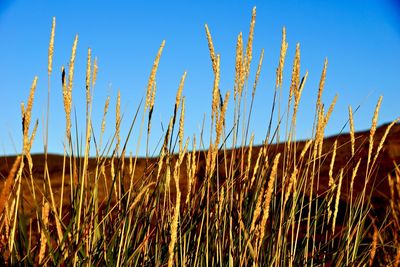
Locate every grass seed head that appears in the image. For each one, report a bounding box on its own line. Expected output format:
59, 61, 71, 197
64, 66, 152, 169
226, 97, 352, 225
146, 40, 165, 109
372, 118, 399, 166
48, 17, 55, 75
68, 35, 78, 96
205, 24, 217, 74
350, 159, 361, 196
316, 58, 328, 112
290, 43, 301, 104
86, 48, 92, 106
92, 57, 98, 88
300, 139, 313, 160
259, 153, 280, 243
175, 72, 187, 109
332, 168, 344, 235
252, 48, 264, 97
38, 202, 50, 264
234, 33, 244, 100
100, 95, 110, 148
276, 27, 288, 88
215, 90, 230, 148
324, 94, 338, 125
150, 81, 157, 110
211, 55, 221, 120
284, 167, 298, 205
234, 32, 244, 100
368, 96, 383, 167
244, 6, 256, 79
23, 76, 38, 154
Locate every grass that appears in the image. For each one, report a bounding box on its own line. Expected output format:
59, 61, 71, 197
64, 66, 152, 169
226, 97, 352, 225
1, 7, 400, 266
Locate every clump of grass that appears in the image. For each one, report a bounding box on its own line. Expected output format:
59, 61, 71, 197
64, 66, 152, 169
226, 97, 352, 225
0, 7, 399, 266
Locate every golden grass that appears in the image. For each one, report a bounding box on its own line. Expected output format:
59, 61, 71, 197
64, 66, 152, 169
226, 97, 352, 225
1, 7, 399, 266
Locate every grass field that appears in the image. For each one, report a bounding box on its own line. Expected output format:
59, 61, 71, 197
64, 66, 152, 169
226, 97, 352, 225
1, 8, 400, 266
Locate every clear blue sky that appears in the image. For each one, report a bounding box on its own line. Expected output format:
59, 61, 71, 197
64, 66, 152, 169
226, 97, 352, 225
0, 0, 399, 156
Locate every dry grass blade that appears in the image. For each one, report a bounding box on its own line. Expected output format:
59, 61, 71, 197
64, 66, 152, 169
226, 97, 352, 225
250, 146, 265, 188
96, 96, 110, 154
179, 97, 185, 154
349, 106, 355, 157
116, 89, 121, 153
128, 183, 155, 212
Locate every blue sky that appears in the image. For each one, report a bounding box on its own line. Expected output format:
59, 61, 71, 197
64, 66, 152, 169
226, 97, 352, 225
0, 0, 399, 156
